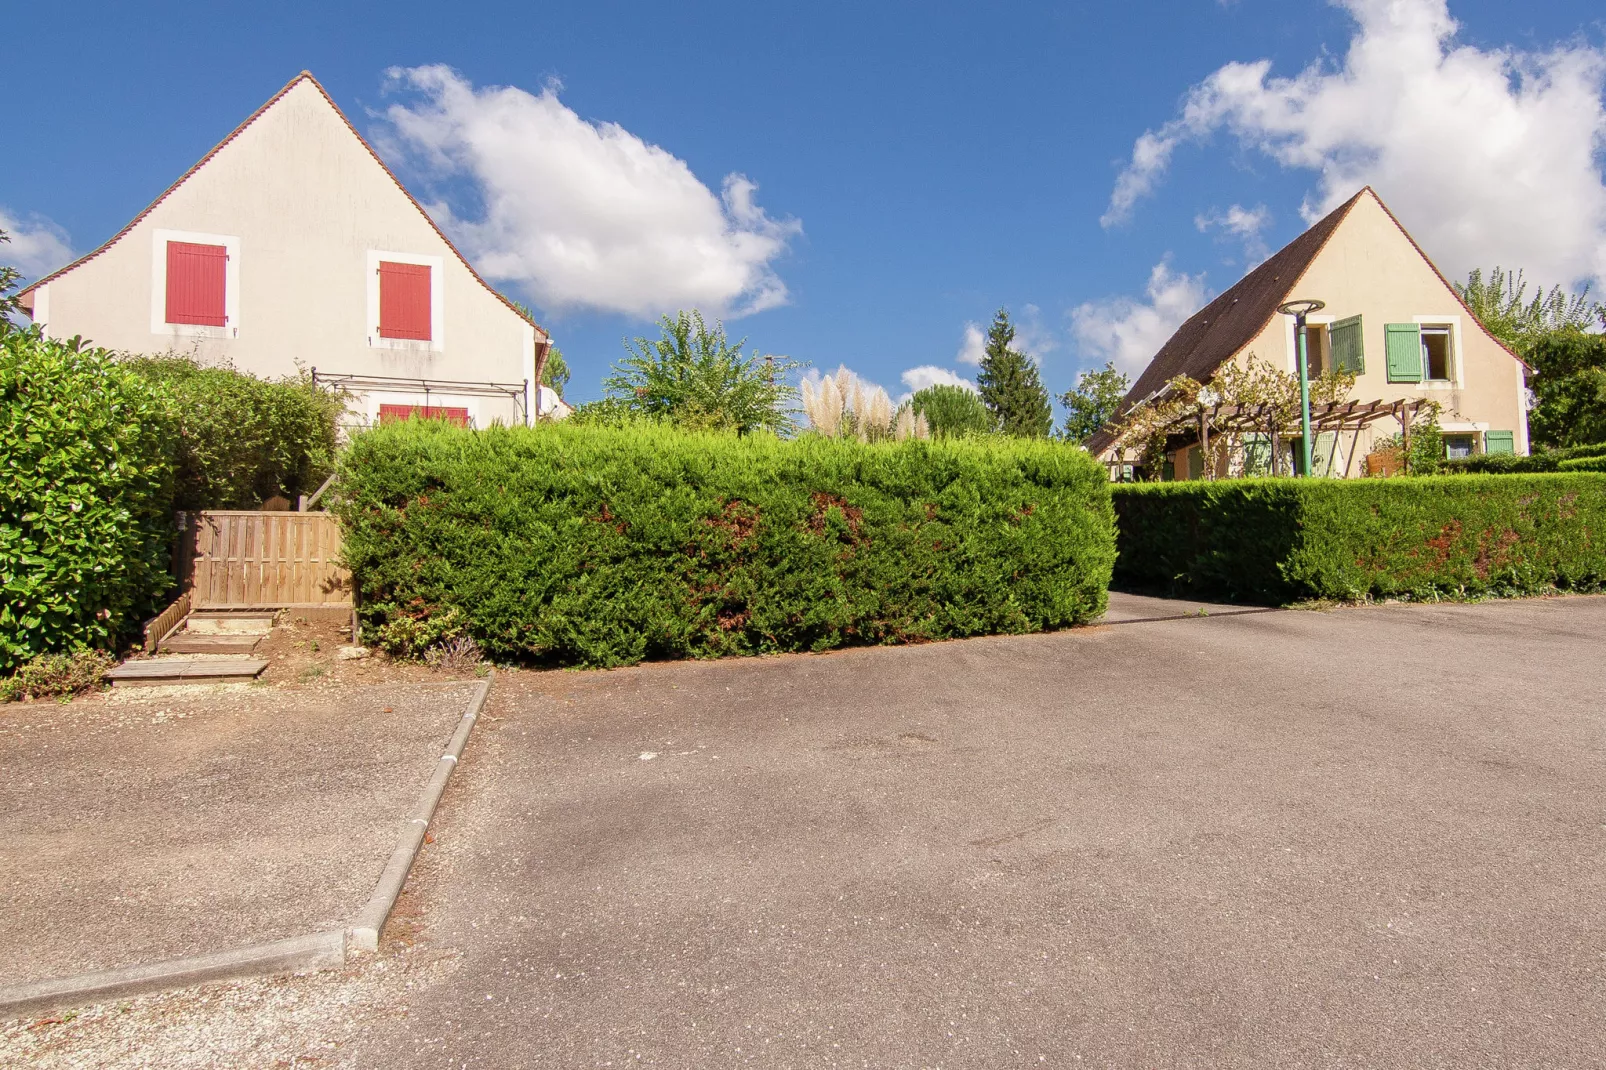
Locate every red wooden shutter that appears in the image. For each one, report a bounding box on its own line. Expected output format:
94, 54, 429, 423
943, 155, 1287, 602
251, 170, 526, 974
378, 403, 469, 427
165, 241, 227, 326
379, 262, 432, 340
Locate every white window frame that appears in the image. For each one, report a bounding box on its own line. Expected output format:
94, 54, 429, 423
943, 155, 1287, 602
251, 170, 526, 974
367, 250, 445, 352
151, 229, 241, 339
1412, 314, 1463, 388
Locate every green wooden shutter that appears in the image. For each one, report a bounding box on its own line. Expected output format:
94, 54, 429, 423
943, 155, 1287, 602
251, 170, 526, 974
1385, 323, 1423, 382
1243, 433, 1272, 477
1312, 432, 1341, 477
1484, 430, 1515, 455
1330, 315, 1364, 374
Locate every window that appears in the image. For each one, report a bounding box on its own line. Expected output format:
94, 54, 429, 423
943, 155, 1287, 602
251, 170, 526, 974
165, 242, 227, 326
378, 262, 432, 340
1444, 434, 1475, 460
1301, 325, 1328, 379
378, 403, 470, 427
1420, 326, 1453, 381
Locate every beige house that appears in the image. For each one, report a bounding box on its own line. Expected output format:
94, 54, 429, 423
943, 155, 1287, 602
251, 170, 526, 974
18, 71, 563, 428
1087, 187, 1528, 478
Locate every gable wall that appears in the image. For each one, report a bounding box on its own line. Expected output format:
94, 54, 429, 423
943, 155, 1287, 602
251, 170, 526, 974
1223, 193, 1527, 468
32, 80, 541, 427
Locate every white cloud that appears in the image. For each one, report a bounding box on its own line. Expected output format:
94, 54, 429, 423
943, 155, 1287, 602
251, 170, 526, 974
1195, 203, 1272, 265
0, 209, 75, 283
377, 65, 801, 319
900, 365, 977, 395
955, 322, 986, 365
1101, 0, 1606, 287
1069, 260, 1212, 376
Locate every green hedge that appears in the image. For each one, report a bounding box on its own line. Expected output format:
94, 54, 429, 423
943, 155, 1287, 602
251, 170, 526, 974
335, 421, 1116, 667
120, 355, 343, 510
1112, 475, 1606, 603
1443, 442, 1606, 475
1, 332, 175, 672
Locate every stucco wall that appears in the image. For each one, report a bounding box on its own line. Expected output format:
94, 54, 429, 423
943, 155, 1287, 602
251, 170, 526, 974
1226, 193, 1528, 473
30, 78, 543, 428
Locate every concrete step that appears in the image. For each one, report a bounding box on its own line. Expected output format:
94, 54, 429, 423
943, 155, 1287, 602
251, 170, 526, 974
161, 633, 263, 655
106, 658, 269, 687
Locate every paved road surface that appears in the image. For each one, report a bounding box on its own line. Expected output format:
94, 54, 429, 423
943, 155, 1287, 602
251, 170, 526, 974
355, 597, 1606, 1068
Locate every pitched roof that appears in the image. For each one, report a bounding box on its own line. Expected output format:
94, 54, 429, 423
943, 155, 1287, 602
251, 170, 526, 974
18, 71, 545, 339
1084, 186, 1524, 455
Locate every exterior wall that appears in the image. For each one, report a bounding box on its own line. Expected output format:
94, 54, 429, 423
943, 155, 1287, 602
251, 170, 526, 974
30, 79, 545, 428
1224, 194, 1527, 474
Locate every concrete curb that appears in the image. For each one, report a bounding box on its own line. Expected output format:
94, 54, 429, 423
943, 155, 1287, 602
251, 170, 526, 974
0, 930, 346, 1020
0, 672, 493, 1020
347, 670, 492, 952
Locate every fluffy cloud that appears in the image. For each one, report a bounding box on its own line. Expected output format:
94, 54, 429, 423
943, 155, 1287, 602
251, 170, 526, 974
1195, 203, 1272, 265
955, 322, 987, 365
377, 65, 801, 319
0, 209, 74, 283
900, 365, 977, 395
1069, 260, 1212, 376
1102, 0, 1606, 287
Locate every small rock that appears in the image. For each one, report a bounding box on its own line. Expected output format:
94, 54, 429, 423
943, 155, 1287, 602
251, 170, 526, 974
337, 645, 370, 661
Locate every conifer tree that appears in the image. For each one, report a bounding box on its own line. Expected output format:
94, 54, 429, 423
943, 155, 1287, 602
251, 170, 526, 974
976, 308, 1052, 437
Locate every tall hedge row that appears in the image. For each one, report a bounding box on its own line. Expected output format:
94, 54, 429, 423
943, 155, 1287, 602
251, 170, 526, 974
1, 333, 175, 672
335, 421, 1116, 667
1112, 475, 1606, 603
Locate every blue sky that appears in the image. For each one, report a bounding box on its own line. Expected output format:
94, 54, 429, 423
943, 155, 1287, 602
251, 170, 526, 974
6, 0, 1605, 416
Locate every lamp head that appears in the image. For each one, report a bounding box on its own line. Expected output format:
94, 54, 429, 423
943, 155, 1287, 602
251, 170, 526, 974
1277, 299, 1326, 319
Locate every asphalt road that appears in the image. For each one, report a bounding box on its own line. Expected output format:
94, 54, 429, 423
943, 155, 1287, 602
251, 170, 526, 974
356, 596, 1606, 1068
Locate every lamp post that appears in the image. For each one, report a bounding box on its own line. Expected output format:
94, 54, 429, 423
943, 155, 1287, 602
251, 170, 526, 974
1277, 299, 1326, 477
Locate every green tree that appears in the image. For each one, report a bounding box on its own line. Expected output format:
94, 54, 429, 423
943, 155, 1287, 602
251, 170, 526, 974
0, 229, 25, 330
909, 384, 994, 438
976, 308, 1052, 437
1528, 329, 1606, 448
1454, 267, 1602, 355
1058, 362, 1129, 443
603, 310, 803, 434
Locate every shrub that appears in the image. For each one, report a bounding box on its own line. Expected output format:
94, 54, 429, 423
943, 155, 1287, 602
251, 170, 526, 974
1112, 475, 1606, 603
1, 331, 175, 672
1445, 442, 1606, 475
120, 355, 344, 510
1, 649, 114, 701
910, 384, 995, 438
1558, 454, 1606, 473
335, 421, 1116, 667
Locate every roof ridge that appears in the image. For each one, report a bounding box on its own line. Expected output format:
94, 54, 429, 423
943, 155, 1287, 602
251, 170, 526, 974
19, 71, 545, 338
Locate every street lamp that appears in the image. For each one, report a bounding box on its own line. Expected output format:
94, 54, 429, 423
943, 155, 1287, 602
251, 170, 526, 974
1278, 299, 1326, 477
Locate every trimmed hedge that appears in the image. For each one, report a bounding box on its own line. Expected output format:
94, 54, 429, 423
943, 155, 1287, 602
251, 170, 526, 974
1112, 475, 1606, 603
1, 332, 175, 672
1443, 442, 1606, 475
335, 421, 1116, 667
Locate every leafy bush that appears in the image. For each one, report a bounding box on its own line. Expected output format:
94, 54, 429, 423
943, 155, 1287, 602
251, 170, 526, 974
1, 649, 114, 701
910, 384, 994, 438
121, 355, 343, 510
1558, 454, 1606, 473
1, 331, 175, 672
1444, 442, 1606, 474
1112, 475, 1606, 603
336, 421, 1116, 667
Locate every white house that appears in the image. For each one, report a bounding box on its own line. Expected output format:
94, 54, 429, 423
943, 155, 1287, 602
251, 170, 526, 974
18, 71, 564, 427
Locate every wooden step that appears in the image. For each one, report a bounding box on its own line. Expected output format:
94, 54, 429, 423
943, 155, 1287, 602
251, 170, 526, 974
106, 658, 269, 687
184, 613, 274, 636
161, 633, 263, 654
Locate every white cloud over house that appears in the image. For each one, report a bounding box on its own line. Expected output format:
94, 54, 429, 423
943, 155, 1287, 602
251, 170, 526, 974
1069, 260, 1212, 376
1102, 0, 1606, 287
377, 65, 802, 319
0, 209, 75, 283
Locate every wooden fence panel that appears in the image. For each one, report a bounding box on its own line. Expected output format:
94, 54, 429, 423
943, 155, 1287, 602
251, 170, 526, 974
184, 511, 352, 608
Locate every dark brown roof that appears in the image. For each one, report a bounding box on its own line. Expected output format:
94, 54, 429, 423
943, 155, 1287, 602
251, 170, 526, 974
1084, 186, 1528, 456
18, 72, 545, 338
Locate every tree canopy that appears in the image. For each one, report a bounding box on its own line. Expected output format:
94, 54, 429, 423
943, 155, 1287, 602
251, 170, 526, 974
976, 309, 1052, 438
600, 310, 803, 434
1454, 267, 1602, 355
1527, 330, 1606, 449
1058, 362, 1129, 443
909, 383, 994, 438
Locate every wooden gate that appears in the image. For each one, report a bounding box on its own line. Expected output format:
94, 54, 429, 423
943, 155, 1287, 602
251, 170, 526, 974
180, 511, 352, 608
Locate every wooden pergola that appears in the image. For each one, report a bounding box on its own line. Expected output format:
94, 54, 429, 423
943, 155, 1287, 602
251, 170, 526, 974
1108, 398, 1432, 479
